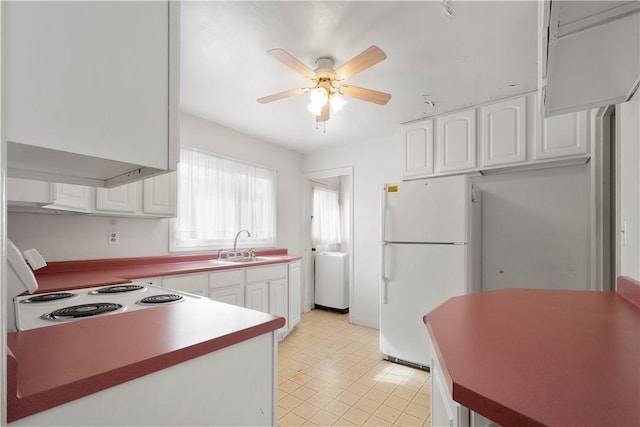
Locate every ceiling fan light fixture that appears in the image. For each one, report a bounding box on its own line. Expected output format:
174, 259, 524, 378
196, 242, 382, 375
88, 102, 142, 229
330, 93, 347, 114
307, 88, 329, 116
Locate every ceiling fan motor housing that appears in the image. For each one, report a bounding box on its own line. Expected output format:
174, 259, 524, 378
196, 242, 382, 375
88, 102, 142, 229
314, 57, 335, 77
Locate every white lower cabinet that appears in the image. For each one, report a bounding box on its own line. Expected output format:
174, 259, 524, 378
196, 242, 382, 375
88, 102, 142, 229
245, 281, 270, 313
160, 273, 208, 297
208, 262, 300, 340
429, 338, 469, 427
288, 261, 301, 330
208, 269, 244, 307
135, 277, 163, 287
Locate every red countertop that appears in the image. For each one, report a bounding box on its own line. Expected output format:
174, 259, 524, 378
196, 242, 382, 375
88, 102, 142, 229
7, 249, 298, 422
423, 277, 640, 427
32, 248, 301, 293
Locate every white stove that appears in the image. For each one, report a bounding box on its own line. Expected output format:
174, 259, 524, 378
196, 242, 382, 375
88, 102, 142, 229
14, 283, 201, 331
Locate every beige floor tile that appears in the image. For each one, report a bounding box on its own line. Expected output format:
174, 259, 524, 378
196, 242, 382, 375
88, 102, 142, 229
373, 404, 402, 424
307, 390, 334, 408
363, 387, 390, 404
324, 399, 351, 417
278, 310, 432, 427
279, 411, 306, 427
353, 396, 381, 414
363, 415, 391, 426
309, 408, 340, 426
342, 407, 370, 425
404, 401, 429, 420
384, 394, 409, 411
279, 394, 304, 412
336, 389, 361, 406
395, 411, 424, 426
292, 401, 322, 420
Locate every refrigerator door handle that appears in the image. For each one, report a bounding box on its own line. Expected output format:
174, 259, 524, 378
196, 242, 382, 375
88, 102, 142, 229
382, 242, 390, 304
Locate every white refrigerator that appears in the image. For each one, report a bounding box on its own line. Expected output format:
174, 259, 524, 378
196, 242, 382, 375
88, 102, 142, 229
381, 175, 481, 369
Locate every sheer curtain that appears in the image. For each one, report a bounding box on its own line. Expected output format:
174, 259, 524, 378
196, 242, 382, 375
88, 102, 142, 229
312, 186, 342, 247
171, 146, 276, 251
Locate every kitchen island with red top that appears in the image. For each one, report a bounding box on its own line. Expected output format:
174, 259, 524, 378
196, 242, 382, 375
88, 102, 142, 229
7, 249, 298, 425
423, 276, 640, 427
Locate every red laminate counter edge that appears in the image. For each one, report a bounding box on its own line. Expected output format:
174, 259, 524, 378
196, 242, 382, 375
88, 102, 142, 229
423, 277, 640, 427
7, 250, 298, 423
31, 248, 301, 293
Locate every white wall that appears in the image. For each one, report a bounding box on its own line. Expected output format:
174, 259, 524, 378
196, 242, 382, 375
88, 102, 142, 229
304, 135, 401, 328
617, 89, 640, 281
7, 112, 304, 262
474, 165, 590, 291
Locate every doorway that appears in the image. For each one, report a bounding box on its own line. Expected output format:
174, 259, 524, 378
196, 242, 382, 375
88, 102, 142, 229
302, 167, 354, 321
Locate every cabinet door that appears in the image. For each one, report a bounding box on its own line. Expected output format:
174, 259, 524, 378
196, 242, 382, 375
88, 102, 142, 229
95, 182, 140, 213
437, 109, 477, 173
161, 273, 208, 297
269, 278, 288, 331
481, 96, 527, 167
209, 269, 244, 307
402, 119, 434, 179
47, 183, 91, 212
4, 1, 178, 182
288, 261, 301, 330
143, 172, 177, 216
429, 339, 469, 427
535, 110, 589, 160
245, 281, 269, 313
209, 285, 244, 307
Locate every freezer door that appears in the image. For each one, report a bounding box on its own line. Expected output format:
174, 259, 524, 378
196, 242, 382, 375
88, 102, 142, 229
384, 176, 468, 243
381, 243, 467, 367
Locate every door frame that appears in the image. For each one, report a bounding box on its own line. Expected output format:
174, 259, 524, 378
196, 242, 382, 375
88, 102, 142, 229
302, 167, 354, 321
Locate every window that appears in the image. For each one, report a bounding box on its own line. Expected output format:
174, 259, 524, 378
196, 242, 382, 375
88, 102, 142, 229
312, 186, 341, 247
171, 146, 277, 251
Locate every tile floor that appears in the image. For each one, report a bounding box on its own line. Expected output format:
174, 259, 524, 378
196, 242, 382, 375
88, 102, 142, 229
278, 309, 431, 426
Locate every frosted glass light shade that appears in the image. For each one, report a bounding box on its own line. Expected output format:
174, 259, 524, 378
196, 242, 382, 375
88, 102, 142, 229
330, 94, 347, 114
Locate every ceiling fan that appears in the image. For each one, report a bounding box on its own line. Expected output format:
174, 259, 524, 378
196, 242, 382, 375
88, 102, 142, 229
257, 46, 392, 123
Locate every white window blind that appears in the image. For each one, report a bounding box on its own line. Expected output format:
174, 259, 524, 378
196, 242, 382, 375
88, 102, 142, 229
312, 186, 342, 246
171, 146, 276, 251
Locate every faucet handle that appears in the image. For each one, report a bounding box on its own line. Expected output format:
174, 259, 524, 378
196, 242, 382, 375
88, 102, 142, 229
249, 248, 255, 258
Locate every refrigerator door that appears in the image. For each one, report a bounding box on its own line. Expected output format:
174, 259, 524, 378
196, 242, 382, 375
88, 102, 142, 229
384, 175, 469, 243
381, 242, 467, 367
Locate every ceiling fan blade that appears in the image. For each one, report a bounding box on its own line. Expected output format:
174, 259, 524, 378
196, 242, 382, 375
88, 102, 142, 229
339, 85, 392, 105
316, 102, 330, 122
267, 48, 317, 80
333, 46, 387, 81
257, 87, 308, 104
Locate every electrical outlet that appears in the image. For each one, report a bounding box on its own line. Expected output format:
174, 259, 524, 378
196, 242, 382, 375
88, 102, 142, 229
108, 231, 119, 245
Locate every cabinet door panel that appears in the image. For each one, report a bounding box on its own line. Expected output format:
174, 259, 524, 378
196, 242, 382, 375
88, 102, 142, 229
48, 183, 91, 211
95, 183, 139, 212
288, 262, 301, 329
437, 109, 477, 173
245, 282, 269, 313
536, 110, 589, 159
143, 172, 177, 216
402, 120, 434, 178
481, 96, 527, 167
161, 273, 208, 296
209, 285, 244, 307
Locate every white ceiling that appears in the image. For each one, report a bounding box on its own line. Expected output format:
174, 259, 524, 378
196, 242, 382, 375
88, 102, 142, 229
180, 1, 538, 153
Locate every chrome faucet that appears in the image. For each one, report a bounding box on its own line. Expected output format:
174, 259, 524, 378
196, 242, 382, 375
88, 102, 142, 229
233, 229, 251, 254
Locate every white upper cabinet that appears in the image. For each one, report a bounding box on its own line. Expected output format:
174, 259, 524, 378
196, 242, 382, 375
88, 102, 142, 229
480, 96, 528, 167
543, 1, 640, 116
536, 110, 589, 160
437, 109, 477, 173
95, 183, 140, 213
143, 172, 178, 216
401, 120, 434, 179
4, 1, 179, 188
47, 184, 92, 212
